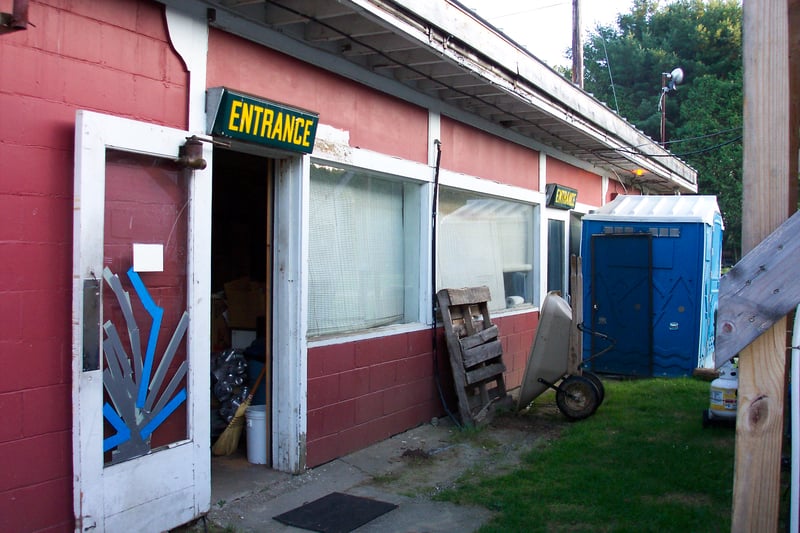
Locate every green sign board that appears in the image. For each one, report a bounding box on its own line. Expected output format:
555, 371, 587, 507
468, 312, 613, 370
545, 183, 578, 210
207, 87, 319, 154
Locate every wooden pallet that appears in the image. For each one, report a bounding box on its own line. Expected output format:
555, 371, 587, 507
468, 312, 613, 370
437, 286, 511, 426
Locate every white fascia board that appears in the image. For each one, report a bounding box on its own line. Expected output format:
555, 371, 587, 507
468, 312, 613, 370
346, 0, 697, 191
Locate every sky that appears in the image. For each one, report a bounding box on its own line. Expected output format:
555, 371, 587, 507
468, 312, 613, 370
464, 0, 635, 68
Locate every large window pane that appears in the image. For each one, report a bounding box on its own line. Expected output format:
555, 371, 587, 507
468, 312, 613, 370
437, 188, 535, 311
308, 163, 420, 337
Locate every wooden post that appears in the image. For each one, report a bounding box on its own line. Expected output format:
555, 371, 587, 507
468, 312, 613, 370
732, 0, 791, 530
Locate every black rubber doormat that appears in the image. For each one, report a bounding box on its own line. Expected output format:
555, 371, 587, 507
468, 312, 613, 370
273, 492, 397, 533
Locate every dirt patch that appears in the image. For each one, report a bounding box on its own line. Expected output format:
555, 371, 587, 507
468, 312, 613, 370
362, 397, 568, 499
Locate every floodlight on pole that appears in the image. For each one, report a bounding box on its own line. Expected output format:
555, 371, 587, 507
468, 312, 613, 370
659, 67, 684, 147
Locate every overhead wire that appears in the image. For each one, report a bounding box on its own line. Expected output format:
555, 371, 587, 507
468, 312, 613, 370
598, 134, 742, 158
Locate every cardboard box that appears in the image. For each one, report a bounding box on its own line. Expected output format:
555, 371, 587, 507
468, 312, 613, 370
211, 293, 230, 351
224, 277, 266, 330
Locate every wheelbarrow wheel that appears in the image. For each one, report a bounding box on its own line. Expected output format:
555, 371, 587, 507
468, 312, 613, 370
556, 375, 600, 420
582, 371, 605, 406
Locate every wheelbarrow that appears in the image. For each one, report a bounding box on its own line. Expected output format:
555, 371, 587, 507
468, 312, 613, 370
516, 292, 608, 420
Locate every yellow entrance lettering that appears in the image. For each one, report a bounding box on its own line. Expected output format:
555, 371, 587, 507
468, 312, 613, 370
282, 115, 295, 144
251, 106, 264, 135
271, 112, 283, 140
555, 188, 576, 207
240, 102, 254, 135
260, 108, 274, 138
228, 100, 243, 132
301, 119, 312, 147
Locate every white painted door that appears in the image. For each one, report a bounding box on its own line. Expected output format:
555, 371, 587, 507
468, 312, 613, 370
71, 111, 212, 532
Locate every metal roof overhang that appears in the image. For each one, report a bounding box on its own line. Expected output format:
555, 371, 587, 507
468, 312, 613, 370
201, 0, 698, 194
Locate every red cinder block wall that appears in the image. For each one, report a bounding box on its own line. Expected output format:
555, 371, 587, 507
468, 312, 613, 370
305, 312, 538, 467
0, 1, 188, 531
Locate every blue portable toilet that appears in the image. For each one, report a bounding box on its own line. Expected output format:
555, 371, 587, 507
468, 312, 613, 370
580, 195, 724, 377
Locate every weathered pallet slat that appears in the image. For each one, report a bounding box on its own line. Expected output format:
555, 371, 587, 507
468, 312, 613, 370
437, 286, 510, 426
465, 362, 507, 386
461, 339, 503, 368
459, 325, 499, 350
715, 209, 800, 367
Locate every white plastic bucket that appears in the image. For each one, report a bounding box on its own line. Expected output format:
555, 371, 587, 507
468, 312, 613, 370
245, 405, 267, 464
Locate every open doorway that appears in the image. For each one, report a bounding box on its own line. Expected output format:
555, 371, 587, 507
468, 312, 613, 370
210, 147, 274, 488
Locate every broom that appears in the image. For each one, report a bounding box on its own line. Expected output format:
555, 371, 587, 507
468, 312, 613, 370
212, 366, 266, 456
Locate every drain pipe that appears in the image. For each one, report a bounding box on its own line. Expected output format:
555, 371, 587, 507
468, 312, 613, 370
791, 305, 799, 533
429, 140, 460, 427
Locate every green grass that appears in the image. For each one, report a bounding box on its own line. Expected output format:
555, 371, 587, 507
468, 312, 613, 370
436, 378, 736, 533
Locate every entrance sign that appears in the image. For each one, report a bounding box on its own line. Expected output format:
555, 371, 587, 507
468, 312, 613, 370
545, 183, 578, 210
207, 87, 319, 153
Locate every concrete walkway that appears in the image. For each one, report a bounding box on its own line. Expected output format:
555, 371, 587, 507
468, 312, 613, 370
181, 415, 549, 533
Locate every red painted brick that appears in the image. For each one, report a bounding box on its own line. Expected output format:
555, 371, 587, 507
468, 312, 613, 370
355, 333, 407, 367
0, 392, 24, 443
307, 350, 325, 380
336, 424, 371, 457
64, 62, 135, 113
319, 343, 356, 375
378, 333, 409, 361
365, 415, 395, 443
0, 292, 23, 342
339, 367, 370, 400
383, 379, 435, 415
15, 196, 72, 245
309, 343, 355, 375
506, 369, 524, 390
396, 354, 431, 385
133, 33, 169, 80
97, 21, 137, 73
4, 2, 61, 53
0, 338, 68, 393
0, 94, 75, 151
354, 337, 386, 367
407, 329, 433, 356
0, 477, 73, 532
0, 144, 72, 197
23, 385, 71, 437
68, 0, 140, 31
384, 405, 428, 436
135, 0, 170, 41
354, 392, 384, 425
306, 432, 342, 467
306, 408, 325, 440
132, 75, 188, 127
507, 331, 524, 356
59, 11, 104, 64
0, 242, 70, 291
0, 43, 62, 102
368, 361, 398, 393
319, 400, 355, 436
0, 431, 70, 492
307, 374, 339, 410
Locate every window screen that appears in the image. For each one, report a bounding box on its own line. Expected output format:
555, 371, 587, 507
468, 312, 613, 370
308, 163, 420, 336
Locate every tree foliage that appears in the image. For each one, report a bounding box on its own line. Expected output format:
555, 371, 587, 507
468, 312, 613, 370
578, 0, 743, 260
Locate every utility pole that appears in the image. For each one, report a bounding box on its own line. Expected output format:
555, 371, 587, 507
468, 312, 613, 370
572, 0, 583, 87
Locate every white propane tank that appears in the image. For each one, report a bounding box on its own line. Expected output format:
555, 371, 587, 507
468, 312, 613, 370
709, 360, 738, 419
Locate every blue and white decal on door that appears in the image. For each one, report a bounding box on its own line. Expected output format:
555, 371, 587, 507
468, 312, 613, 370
102, 266, 188, 464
